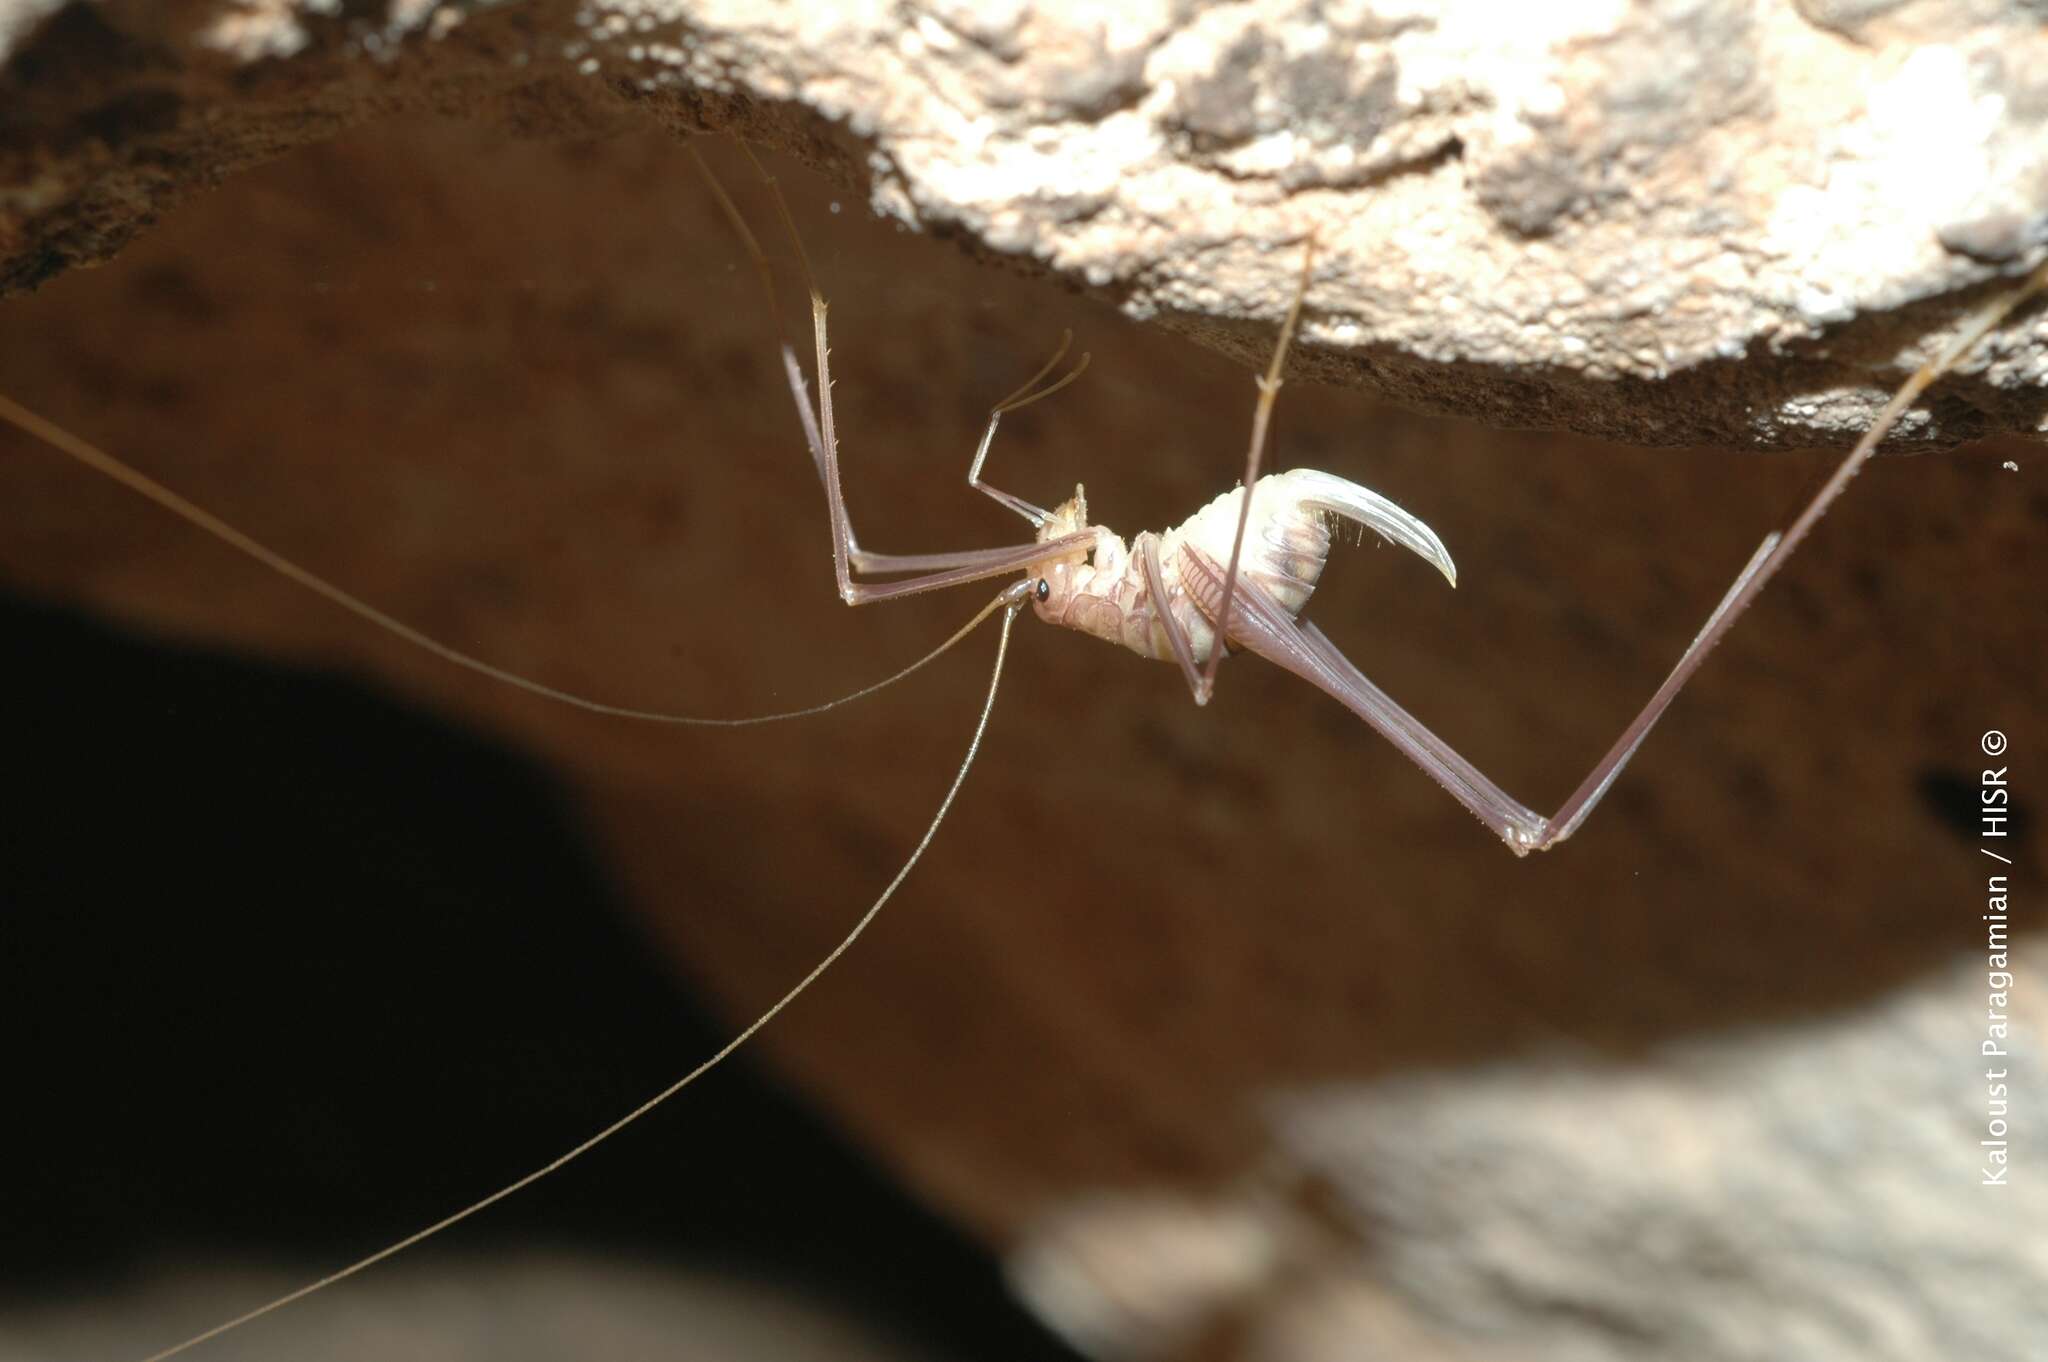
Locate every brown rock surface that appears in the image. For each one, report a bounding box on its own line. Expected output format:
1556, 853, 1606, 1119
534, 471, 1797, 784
3, 10, 2045, 1360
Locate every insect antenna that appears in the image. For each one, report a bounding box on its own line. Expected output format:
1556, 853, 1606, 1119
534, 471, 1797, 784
0, 392, 1008, 723
0, 147, 1043, 1351
120, 582, 1032, 1362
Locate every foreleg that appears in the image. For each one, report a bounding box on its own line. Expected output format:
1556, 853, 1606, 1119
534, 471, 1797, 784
695, 142, 1092, 602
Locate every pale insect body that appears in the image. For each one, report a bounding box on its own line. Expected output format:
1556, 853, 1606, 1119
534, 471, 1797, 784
1031, 469, 1457, 666
1, 130, 2044, 1362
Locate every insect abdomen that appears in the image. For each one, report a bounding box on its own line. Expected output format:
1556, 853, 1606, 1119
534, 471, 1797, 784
1167, 472, 1336, 622
1036, 470, 1344, 665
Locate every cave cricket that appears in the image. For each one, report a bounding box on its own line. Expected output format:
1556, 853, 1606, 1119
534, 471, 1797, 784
0, 141, 2043, 1360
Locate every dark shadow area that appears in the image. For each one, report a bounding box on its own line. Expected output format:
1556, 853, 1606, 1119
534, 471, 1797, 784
1916, 765, 2037, 865
0, 591, 1081, 1361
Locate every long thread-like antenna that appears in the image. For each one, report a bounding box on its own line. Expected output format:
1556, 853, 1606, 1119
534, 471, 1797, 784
0, 392, 1002, 723
130, 587, 1029, 1362
0, 135, 1039, 1362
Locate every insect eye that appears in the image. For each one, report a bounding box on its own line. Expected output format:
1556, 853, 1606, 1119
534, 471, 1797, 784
1035, 578, 1050, 603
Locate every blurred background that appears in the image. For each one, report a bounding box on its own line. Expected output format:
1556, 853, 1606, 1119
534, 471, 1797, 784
1, 588, 1079, 1362
1, 120, 2042, 1360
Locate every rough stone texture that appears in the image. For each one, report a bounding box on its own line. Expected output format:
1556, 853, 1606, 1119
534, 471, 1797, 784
3, 0, 2047, 448
4, 13, 2046, 1362
1011, 961, 2048, 1361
